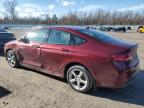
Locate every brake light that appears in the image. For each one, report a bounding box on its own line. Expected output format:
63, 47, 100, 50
112, 53, 133, 61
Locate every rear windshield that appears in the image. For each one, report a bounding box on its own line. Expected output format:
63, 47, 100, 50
0, 33, 15, 39
77, 29, 122, 43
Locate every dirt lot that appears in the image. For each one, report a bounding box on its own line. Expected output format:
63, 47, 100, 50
0, 29, 144, 108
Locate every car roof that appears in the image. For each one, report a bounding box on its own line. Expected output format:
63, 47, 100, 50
42, 26, 88, 31
0, 32, 12, 34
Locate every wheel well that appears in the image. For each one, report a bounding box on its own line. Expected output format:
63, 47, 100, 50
6, 49, 12, 53
64, 62, 90, 79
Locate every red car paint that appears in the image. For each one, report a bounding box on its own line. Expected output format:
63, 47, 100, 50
4, 26, 140, 88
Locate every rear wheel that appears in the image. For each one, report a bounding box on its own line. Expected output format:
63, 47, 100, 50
67, 65, 94, 93
6, 50, 19, 68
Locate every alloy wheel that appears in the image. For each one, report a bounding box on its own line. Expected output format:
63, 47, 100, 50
69, 69, 88, 91
7, 50, 16, 67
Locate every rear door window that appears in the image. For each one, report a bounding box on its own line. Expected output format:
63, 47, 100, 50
48, 29, 71, 45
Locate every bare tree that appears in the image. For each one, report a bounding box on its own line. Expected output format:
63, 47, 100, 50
3, 0, 18, 22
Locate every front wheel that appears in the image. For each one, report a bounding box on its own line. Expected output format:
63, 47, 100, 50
67, 65, 94, 93
6, 50, 19, 68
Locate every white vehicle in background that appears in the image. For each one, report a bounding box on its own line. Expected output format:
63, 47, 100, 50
32, 25, 43, 29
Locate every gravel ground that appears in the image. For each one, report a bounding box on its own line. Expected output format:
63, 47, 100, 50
0, 29, 144, 108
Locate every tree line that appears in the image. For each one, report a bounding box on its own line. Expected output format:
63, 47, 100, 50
0, 0, 144, 25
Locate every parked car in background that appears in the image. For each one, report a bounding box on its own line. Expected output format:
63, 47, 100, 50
99, 27, 108, 31
0, 32, 16, 54
112, 27, 127, 32
137, 26, 143, 31
4, 26, 140, 93
0, 26, 9, 30
137, 26, 144, 33
96, 26, 127, 32
0, 28, 7, 32
127, 26, 131, 30
4, 26, 9, 30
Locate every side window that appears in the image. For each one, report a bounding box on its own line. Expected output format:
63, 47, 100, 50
48, 30, 71, 45
72, 35, 86, 45
26, 29, 49, 43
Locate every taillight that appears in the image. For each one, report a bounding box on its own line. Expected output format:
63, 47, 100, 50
112, 53, 133, 62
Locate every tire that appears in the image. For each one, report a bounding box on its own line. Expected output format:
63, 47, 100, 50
67, 65, 94, 93
6, 50, 19, 68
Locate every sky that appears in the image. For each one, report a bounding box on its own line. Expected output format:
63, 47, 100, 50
0, 0, 144, 18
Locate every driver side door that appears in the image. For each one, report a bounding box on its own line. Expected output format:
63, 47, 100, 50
18, 29, 49, 67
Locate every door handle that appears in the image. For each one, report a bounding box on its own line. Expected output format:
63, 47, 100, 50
32, 45, 40, 48
61, 48, 69, 52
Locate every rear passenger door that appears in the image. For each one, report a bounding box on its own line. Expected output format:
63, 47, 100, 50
40, 29, 75, 75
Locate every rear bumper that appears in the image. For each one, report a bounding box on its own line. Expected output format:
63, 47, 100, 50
112, 61, 140, 88
94, 60, 140, 88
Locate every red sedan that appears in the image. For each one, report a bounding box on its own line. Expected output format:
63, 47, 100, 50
4, 26, 140, 93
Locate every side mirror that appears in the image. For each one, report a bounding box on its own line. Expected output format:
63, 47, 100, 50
20, 38, 29, 43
